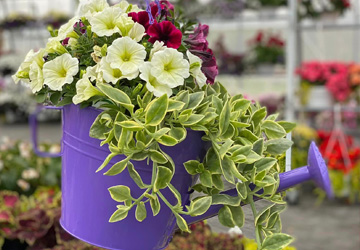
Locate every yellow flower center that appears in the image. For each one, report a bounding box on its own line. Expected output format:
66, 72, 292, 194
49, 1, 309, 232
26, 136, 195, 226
113, 69, 123, 78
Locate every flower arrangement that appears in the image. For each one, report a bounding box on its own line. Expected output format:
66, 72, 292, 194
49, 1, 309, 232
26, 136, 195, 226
0, 139, 61, 194
13, 0, 296, 249
247, 31, 285, 67
298, 0, 351, 19
296, 61, 356, 103
317, 130, 360, 202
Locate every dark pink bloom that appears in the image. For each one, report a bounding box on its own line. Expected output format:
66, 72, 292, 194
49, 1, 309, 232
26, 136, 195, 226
62, 37, 70, 46
185, 24, 209, 51
128, 11, 155, 32
73, 20, 86, 34
191, 48, 218, 84
147, 21, 182, 49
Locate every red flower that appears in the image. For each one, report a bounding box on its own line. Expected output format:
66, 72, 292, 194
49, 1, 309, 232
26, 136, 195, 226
185, 24, 209, 51
147, 21, 182, 49
128, 11, 155, 32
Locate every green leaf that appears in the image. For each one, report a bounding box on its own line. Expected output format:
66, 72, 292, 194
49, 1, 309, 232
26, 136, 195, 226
127, 162, 147, 189
262, 120, 287, 139
50, 92, 62, 105
219, 100, 231, 135
135, 202, 147, 222
188, 196, 212, 216
231, 121, 250, 128
117, 121, 143, 131
222, 156, 247, 182
90, 113, 112, 140
150, 194, 161, 216
200, 170, 212, 188
266, 213, 280, 229
229, 206, 245, 228
184, 160, 200, 175
145, 94, 168, 126
278, 121, 296, 133
255, 158, 277, 173
168, 99, 185, 112
168, 183, 182, 205
175, 91, 190, 110
175, 214, 190, 232
219, 139, 234, 159
206, 148, 222, 174
108, 185, 132, 202
212, 175, 224, 190
187, 92, 204, 110
157, 135, 178, 146
212, 194, 241, 206
35, 92, 47, 103
169, 127, 187, 142
154, 166, 173, 192
109, 206, 129, 222
218, 206, 235, 227
181, 114, 205, 126
255, 204, 274, 225
232, 99, 251, 112
265, 139, 293, 155
260, 233, 294, 250
212, 95, 223, 114
104, 158, 131, 176
96, 153, 116, 172
97, 83, 134, 113
150, 150, 168, 164
220, 157, 235, 184
151, 128, 171, 140
236, 182, 248, 200
251, 107, 267, 127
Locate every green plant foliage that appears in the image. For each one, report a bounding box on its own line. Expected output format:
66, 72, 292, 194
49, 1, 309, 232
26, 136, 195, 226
89, 82, 295, 249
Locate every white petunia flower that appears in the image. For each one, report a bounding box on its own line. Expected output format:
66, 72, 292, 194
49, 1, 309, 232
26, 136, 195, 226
149, 41, 166, 60
77, 0, 109, 20
51, 16, 79, 42
128, 22, 146, 42
114, 0, 143, 13
106, 37, 146, 75
73, 77, 104, 104
100, 58, 138, 84
151, 48, 190, 88
45, 39, 68, 54
90, 7, 124, 37
85, 65, 99, 82
43, 53, 79, 91
29, 61, 44, 93
140, 62, 172, 97
117, 14, 135, 37
187, 51, 207, 88
12, 49, 45, 84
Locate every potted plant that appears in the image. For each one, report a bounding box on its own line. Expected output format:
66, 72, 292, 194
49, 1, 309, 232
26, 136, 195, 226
295, 61, 353, 109
13, 1, 309, 249
298, 0, 351, 21
247, 31, 285, 74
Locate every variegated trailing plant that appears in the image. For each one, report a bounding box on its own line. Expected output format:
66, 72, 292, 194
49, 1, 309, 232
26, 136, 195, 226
12, 0, 296, 249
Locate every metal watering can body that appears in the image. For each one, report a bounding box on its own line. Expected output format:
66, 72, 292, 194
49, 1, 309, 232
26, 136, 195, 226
30, 105, 333, 250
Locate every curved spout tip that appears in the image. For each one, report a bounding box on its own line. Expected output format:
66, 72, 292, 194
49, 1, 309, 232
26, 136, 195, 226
308, 141, 334, 199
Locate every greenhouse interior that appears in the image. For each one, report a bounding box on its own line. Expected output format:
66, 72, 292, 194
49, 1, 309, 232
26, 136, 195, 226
0, 0, 359, 249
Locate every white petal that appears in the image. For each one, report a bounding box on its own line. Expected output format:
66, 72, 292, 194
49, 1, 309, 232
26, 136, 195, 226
89, 7, 123, 37
29, 61, 44, 93
128, 22, 146, 42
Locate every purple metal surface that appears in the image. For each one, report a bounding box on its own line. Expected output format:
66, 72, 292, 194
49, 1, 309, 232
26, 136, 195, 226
59, 104, 207, 250
29, 105, 62, 158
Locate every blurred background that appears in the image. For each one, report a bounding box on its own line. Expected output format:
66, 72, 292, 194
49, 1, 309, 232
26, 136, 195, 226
0, 0, 359, 249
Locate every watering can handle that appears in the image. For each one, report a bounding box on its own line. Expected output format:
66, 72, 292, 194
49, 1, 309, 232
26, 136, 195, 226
29, 106, 62, 158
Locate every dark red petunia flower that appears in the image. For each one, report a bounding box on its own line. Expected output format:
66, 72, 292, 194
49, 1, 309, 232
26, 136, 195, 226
128, 11, 156, 32
190, 48, 219, 85
147, 21, 182, 49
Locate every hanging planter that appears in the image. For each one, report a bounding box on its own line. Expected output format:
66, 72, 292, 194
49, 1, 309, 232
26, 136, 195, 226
301, 85, 334, 110
15, 1, 333, 250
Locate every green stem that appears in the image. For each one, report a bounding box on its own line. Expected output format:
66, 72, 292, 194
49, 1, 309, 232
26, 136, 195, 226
248, 189, 262, 249
130, 187, 152, 209
151, 162, 157, 186
157, 191, 176, 212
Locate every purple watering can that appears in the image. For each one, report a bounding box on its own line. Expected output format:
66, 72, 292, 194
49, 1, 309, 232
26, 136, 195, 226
30, 105, 333, 250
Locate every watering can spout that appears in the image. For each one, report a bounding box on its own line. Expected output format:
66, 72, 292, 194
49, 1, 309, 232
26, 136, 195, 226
183, 141, 333, 225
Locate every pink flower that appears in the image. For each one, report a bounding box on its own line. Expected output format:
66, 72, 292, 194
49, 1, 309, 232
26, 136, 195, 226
147, 21, 182, 49
128, 11, 155, 32
185, 24, 209, 51
3, 194, 19, 208
150, 0, 174, 17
